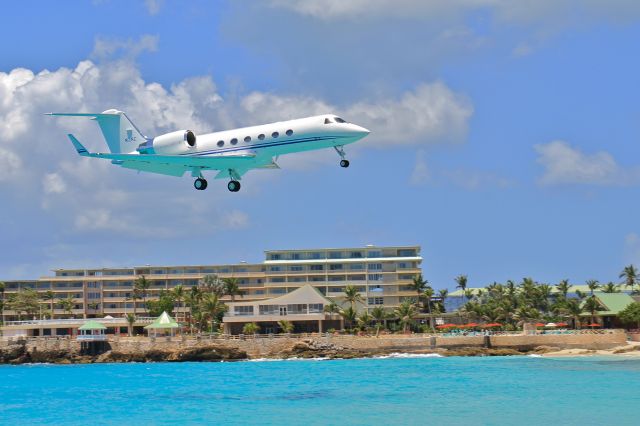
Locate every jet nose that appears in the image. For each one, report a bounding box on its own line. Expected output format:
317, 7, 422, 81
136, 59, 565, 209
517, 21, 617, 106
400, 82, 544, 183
352, 124, 371, 136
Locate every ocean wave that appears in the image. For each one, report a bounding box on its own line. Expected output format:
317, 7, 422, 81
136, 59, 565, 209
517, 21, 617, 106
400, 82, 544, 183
374, 353, 444, 359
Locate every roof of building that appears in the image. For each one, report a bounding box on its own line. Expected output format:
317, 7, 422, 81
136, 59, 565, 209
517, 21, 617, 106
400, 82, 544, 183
144, 311, 179, 329
228, 284, 331, 307
592, 292, 635, 316
78, 320, 107, 331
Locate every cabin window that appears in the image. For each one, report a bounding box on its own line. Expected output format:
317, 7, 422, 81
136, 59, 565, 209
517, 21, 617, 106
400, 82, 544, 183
217, 140, 224, 147
335, 117, 346, 123
272, 132, 279, 138
244, 136, 251, 143
230, 138, 238, 145
258, 134, 265, 140
286, 129, 293, 136
324, 118, 333, 124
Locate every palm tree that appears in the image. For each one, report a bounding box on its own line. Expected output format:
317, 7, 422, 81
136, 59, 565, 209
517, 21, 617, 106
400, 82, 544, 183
620, 265, 639, 293
324, 301, 343, 330
340, 306, 358, 331
583, 296, 601, 325
602, 282, 620, 293
556, 279, 570, 299
201, 292, 226, 332
59, 296, 76, 318
134, 275, 151, 314
394, 300, 417, 333
455, 275, 468, 293
172, 284, 185, 322
371, 306, 387, 337
0, 281, 5, 326
278, 319, 294, 334
125, 313, 136, 336
242, 322, 260, 335
200, 274, 225, 297
185, 286, 203, 334
422, 287, 434, 328
222, 278, 244, 302
343, 285, 363, 310
42, 290, 55, 319
438, 288, 448, 313
357, 311, 372, 332
409, 274, 428, 309
586, 279, 600, 295
564, 299, 583, 329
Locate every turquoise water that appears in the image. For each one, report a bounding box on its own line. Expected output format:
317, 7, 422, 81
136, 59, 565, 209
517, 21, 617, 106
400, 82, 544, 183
1, 355, 640, 425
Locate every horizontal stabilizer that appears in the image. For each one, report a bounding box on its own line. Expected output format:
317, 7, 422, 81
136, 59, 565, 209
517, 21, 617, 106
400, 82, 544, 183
67, 134, 90, 156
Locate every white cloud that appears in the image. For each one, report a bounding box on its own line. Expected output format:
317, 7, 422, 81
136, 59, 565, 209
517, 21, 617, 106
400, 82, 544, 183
144, 0, 163, 15
0, 148, 22, 181
92, 34, 159, 60
534, 140, 640, 186
42, 173, 66, 194
410, 150, 429, 185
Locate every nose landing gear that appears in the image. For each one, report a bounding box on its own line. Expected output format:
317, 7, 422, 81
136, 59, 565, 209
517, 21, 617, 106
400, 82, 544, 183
334, 146, 350, 168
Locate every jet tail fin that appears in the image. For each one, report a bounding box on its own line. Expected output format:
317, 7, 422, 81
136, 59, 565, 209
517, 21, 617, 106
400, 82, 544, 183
48, 109, 149, 154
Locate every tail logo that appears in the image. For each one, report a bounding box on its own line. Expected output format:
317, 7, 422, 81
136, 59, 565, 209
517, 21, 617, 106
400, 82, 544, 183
124, 129, 137, 143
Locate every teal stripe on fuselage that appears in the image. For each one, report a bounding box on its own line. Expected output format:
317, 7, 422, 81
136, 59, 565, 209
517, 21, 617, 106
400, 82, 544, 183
180, 135, 347, 157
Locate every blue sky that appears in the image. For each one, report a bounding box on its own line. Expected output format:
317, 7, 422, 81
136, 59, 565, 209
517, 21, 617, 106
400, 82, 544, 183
1, 0, 640, 289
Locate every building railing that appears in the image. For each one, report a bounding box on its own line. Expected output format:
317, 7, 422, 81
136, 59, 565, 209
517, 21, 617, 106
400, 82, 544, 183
3, 316, 157, 327
77, 335, 108, 341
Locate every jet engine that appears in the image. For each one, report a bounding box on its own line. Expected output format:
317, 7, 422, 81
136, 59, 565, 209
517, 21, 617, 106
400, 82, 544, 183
150, 130, 196, 154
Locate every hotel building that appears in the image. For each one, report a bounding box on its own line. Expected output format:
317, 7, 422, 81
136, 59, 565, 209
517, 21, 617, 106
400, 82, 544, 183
0, 245, 422, 328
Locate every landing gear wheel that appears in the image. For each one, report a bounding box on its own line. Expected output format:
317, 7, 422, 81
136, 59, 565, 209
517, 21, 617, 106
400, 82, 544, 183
340, 159, 350, 168
227, 180, 241, 192
194, 178, 208, 190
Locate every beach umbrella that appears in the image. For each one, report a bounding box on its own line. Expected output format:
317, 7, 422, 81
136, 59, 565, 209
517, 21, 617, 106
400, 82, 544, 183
556, 322, 568, 327
535, 323, 546, 327
483, 323, 502, 327
545, 323, 557, 327
465, 323, 479, 327
586, 323, 601, 327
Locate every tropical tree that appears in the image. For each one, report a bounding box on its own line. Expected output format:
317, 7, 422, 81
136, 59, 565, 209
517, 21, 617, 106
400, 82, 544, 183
564, 299, 583, 329
455, 275, 468, 293
620, 265, 639, 293
583, 296, 602, 325
340, 306, 358, 331
222, 278, 244, 302
602, 282, 620, 293
200, 274, 225, 297
343, 285, 363, 310
356, 311, 372, 332
8, 289, 41, 320
185, 286, 203, 334
201, 293, 226, 332
324, 301, 340, 315
125, 313, 136, 337
0, 281, 4, 327
242, 322, 260, 335
394, 300, 417, 333
146, 291, 176, 317
134, 275, 151, 314
408, 274, 428, 308
618, 302, 640, 329
463, 289, 475, 301
422, 287, 434, 327
59, 296, 76, 318
556, 279, 570, 300
370, 306, 387, 337
586, 279, 600, 295
41, 290, 56, 319
278, 319, 294, 334
438, 288, 448, 313
172, 284, 185, 321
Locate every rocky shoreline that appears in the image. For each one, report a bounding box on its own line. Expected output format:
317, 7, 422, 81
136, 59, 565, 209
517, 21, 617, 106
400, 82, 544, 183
0, 338, 598, 364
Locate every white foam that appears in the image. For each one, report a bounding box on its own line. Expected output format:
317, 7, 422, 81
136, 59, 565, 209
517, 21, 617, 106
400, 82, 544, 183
374, 353, 443, 359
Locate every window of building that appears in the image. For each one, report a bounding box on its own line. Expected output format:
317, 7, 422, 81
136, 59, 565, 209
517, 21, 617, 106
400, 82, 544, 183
309, 303, 324, 313
350, 251, 363, 258
272, 131, 279, 138
217, 140, 224, 147
289, 265, 304, 271
288, 277, 306, 282
329, 251, 343, 259
309, 265, 324, 271
329, 264, 343, 271
286, 129, 293, 136
368, 263, 383, 270
368, 251, 382, 258
270, 277, 285, 283
258, 134, 265, 140
291, 253, 301, 260
270, 288, 286, 295
234, 306, 254, 315
328, 286, 345, 293
244, 136, 251, 143
368, 274, 383, 281
309, 252, 322, 259
349, 264, 364, 270
368, 297, 384, 305
270, 266, 282, 272
349, 274, 366, 281
270, 254, 281, 260
398, 249, 416, 257
328, 275, 345, 282
259, 305, 279, 315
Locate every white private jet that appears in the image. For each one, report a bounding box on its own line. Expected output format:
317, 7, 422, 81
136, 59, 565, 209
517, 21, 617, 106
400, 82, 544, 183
47, 110, 370, 192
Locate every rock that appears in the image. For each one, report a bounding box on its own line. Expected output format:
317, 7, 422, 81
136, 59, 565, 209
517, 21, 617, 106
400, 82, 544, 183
169, 345, 247, 362
532, 345, 561, 354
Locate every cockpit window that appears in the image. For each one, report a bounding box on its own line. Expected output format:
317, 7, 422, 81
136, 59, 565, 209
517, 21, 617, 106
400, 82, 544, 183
324, 118, 333, 124
334, 117, 346, 123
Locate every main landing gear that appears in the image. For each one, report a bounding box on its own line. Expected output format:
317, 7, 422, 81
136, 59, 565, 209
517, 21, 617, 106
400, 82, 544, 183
194, 177, 208, 190
334, 145, 350, 168
227, 180, 241, 192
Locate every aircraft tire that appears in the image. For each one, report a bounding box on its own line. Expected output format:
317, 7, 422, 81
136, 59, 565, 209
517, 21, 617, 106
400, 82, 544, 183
194, 178, 207, 190
340, 159, 350, 168
228, 180, 241, 192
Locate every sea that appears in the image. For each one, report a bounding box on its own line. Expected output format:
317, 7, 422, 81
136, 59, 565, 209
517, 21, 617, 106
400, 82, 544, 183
1, 355, 639, 425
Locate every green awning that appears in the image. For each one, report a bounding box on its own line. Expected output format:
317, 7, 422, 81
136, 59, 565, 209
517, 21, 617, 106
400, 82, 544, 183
79, 320, 107, 331
144, 311, 180, 329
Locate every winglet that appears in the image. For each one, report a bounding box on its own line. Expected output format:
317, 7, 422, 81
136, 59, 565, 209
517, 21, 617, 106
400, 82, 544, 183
67, 134, 90, 157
